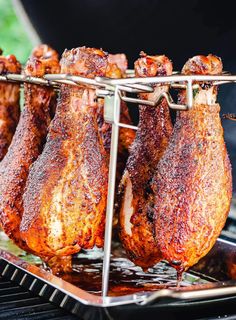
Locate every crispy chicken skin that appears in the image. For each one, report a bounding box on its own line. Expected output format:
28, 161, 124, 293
0, 45, 59, 251
97, 53, 135, 234
119, 53, 173, 269
21, 48, 109, 266
97, 53, 135, 161
0, 52, 21, 160
107, 53, 127, 75
152, 55, 232, 275
106, 53, 127, 78
181, 54, 223, 75
97, 53, 135, 195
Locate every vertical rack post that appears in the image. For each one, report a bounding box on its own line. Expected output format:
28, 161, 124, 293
102, 87, 121, 298
186, 79, 193, 109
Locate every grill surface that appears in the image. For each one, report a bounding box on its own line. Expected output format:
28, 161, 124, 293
1, 239, 236, 320
0, 275, 78, 320
2, 271, 236, 320
0, 213, 236, 320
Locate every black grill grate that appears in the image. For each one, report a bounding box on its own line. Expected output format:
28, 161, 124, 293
0, 275, 79, 320
0, 258, 107, 320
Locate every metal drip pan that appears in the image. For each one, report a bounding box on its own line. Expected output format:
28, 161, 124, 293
1, 232, 236, 320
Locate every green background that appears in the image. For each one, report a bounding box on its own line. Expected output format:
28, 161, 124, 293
0, 0, 33, 63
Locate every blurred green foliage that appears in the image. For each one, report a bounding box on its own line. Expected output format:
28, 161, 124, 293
0, 0, 33, 63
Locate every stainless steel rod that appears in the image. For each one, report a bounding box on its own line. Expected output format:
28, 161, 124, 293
121, 95, 155, 106
186, 79, 193, 109
122, 83, 153, 92
117, 122, 138, 130
2, 72, 236, 88
96, 74, 236, 85
101, 87, 120, 297
140, 286, 236, 306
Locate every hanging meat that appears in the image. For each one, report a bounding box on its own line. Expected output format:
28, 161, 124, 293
152, 55, 232, 277
97, 53, 135, 173
119, 53, 173, 269
0, 45, 59, 251
97, 53, 136, 232
0, 50, 21, 160
21, 47, 109, 273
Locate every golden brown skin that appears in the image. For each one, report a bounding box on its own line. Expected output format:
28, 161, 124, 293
0, 52, 21, 160
0, 45, 60, 251
97, 53, 135, 163
119, 53, 173, 269
152, 55, 232, 275
181, 54, 223, 75
107, 53, 127, 76
97, 54, 136, 233
21, 48, 109, 266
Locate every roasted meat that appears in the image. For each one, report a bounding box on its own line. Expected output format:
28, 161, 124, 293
97, 53, 135, 233
0, 45, 59, 251
21, 48, 109, 271
0, 51, 21, 160
107, 53, 127, 78
97, 53, 135, 166
119, 53, 173, 269
152, 55, 232, 276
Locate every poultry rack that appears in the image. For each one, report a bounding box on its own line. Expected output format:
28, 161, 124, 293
0, 71, 236, 317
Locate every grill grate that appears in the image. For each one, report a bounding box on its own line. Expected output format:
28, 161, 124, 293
0, 276, 79, 320
1, 240, 236, 320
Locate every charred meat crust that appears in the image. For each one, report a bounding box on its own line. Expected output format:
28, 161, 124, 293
0, 45, 59, 252
97, 54, 136, 236
0, 51, 21, 160
127, 98, 172, 196
0, 53, 21, 74
21, 47, 109, 260
106, 54, 128, 79
134, 52, 173, 78
97, 54, 135, 177
152, 55, 232, 273
24, 44, 60, 77
153, 103, 232, 271
60, 47, 108, 77
182, 54, 222, 75
0, 52, 21, 94
119, 53, 173, 269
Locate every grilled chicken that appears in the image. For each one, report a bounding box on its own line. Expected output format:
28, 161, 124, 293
97, 53, 135, 234
97, 53, 135, 166
152, 55, 232, 276
0, 51, 21, 160
21, 47, 109, 272
119, 53, 173, 269
107, 53, 127, 78
0, 45, 59, 251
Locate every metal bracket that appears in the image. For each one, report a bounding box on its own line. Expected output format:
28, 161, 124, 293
104, 95, 115, 124
1, 70, 236, 300
102, 87, 121, 297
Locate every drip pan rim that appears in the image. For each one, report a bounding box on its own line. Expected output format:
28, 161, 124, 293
0, 237, 236, 308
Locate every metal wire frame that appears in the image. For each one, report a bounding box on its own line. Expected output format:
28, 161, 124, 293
1, 71, 236, 299
223, 113, 236, 121
3, 71, 236, 111
0, 72, 152, 93
96, 73, 236, 297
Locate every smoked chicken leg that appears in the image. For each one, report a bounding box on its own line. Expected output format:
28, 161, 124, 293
152, 55, 232, 275
0, 51, 21, 160
0, 45, 59, 251
21, 48, 109, 271
119, 53, 173, 269
97, 53, 136, 232
97, 53, 135, 173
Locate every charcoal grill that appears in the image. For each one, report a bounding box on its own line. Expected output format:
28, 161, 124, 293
0, 71, 236, 319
